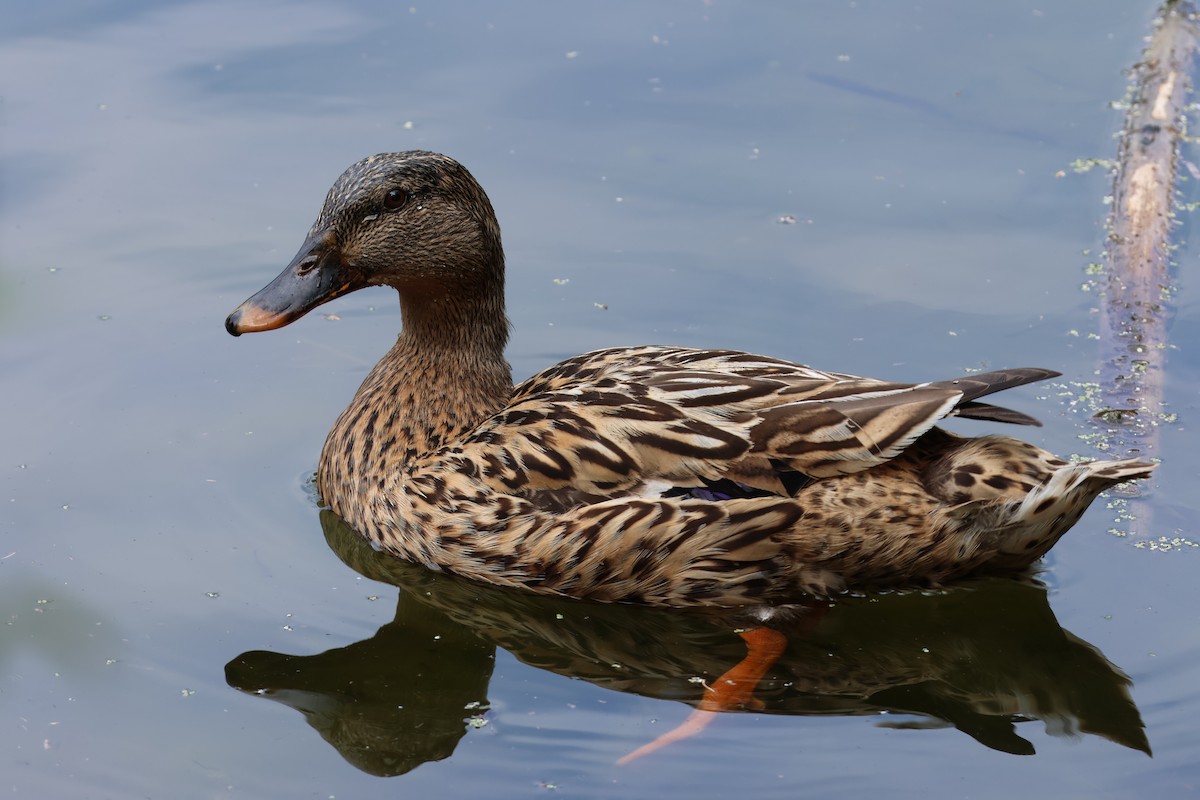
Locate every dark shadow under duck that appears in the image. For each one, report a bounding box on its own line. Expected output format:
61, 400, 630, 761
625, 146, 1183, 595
223, 511, 1149, 775
225, 151, 1155, 608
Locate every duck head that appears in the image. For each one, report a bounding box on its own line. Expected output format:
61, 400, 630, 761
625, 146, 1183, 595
226, 151, 505, 336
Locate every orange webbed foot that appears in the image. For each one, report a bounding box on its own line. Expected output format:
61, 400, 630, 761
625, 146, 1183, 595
617, 627, 788, 764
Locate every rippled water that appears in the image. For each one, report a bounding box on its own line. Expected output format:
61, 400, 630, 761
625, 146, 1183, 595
4, 2, 1199, 798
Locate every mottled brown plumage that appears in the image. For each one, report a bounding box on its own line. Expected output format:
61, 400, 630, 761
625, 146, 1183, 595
226, 151, 1156, 608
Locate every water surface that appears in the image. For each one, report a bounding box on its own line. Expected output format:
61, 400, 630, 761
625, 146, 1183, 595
3, 2, 1198, 798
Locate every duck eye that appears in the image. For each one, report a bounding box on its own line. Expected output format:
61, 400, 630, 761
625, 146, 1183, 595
383, 188, 408, 211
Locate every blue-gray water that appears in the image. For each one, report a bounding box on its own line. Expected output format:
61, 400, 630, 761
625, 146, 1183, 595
4, 2, 1198, 797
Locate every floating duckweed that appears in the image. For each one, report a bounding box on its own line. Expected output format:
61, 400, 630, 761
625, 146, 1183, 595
1069, 158, 1117, 174
1133, 535, 1199, 551
1073, 431, 1111, 449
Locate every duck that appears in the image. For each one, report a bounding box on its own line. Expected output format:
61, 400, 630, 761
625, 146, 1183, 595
226, 150, 1156, 609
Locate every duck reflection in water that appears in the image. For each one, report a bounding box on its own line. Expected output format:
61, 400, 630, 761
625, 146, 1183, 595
225, 512, 1149, 776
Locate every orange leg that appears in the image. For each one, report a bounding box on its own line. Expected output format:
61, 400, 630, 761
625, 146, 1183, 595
617, 627, 788, 764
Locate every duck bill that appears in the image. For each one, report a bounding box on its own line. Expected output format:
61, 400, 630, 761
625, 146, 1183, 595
225, 230, 364, 336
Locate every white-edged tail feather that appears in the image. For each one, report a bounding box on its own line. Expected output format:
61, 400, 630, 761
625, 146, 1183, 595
993, 457, 1156, 557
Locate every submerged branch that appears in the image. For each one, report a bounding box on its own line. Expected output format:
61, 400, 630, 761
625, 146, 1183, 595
1097, 0, 1197, 463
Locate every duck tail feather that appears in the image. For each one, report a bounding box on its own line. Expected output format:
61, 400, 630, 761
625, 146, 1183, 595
929, 368, 1061, 406
952, 401, 1044, 427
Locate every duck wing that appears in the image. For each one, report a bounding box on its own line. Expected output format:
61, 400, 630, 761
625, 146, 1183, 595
458, 346, 1057, 500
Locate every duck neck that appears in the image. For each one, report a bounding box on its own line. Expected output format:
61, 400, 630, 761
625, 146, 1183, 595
317, 276, 513, 512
